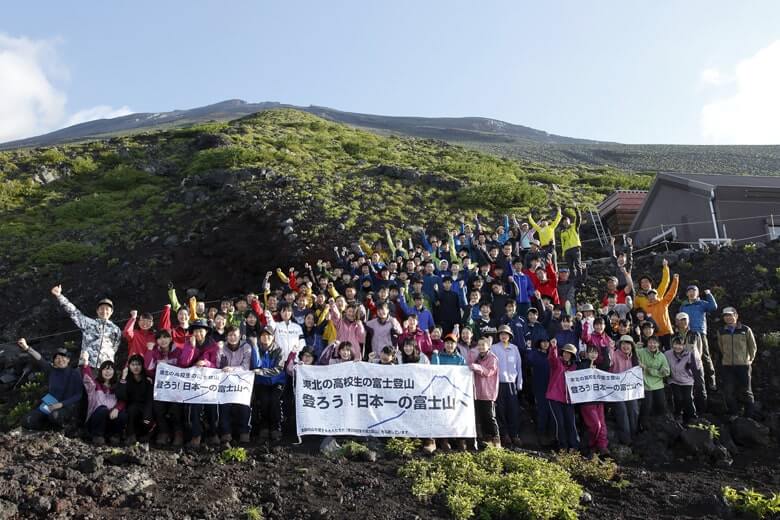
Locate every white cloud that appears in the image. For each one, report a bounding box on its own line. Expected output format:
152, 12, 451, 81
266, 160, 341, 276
66, 105, 133, 127
0, 33, 131, 143
699, 67, 724, 86
701, 41, 780, 144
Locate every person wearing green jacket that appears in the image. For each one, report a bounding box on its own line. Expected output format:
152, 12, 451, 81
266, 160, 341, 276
636, 335, 670, 428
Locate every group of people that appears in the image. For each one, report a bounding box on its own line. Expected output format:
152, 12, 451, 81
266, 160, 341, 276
15, 209, 758, 456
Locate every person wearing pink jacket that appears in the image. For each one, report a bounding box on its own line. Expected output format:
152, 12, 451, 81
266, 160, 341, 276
80, 354, 126, 446
546, 340, 579, 450
143, 329, 185, 446
469, 337, 500, 448
179, 319, 220, 448
329, 301, 365, 360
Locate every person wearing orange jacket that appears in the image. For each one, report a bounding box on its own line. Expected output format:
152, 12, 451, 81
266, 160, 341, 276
643, 273, 680, 350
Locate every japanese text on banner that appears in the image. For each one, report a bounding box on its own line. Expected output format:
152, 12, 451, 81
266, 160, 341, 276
295, 362, 476, 438
153, 365, 254, 406
565, 366, 645, 404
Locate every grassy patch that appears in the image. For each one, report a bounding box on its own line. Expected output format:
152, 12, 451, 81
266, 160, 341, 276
245, 506, 264, 520
689, 422, 720, 439
552, 450, 619, 485
399, 448, 582, 520
219, 447, 248, 464
723, 486, 780, 519
338, 440, 370, 460
385, 437, 422, 458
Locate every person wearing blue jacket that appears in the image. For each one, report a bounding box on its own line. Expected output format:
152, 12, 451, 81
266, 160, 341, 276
508, 258, 536, 317
17, 339, 83, 431
554, 315, 579, 349
679, 285, 717, 391
398, 291, 436, 332
250, 326, 287, 442
524, 337, 553, 445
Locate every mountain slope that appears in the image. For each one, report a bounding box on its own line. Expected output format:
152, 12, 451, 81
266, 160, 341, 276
0, 99, 600, 150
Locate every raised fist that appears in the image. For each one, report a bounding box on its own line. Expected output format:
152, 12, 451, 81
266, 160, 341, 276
51, 285, 62, 297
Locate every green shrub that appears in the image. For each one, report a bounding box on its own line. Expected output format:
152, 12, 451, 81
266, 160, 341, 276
219, 447, 248, 463
70, 156, 98, 175
0, 178, 40, 211
399, 448, 582, 520
755, 265, 768, 275
32, 241, 100, 265
722, 486, 780, 519
338, 440, 370, 459
4, 401, 35, 428
552, 450, 618, 485
245, 506, 263, 520
690, 423, 720, 439
760, 332, 780, 349
385, 438, 422, 457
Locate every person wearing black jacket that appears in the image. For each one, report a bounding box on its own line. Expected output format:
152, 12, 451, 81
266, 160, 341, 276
434, 276, 462, 335
116, 354, 154, 444
16, 338, 83, 431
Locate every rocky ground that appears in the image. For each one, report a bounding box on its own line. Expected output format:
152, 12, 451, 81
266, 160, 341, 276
0, 411, 778, 520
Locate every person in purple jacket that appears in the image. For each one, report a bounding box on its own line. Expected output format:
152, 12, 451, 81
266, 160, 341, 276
218, 326, 253, 444
180, 319, 220, 448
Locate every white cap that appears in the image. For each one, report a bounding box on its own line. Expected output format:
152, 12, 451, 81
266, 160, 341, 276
675, 312, 689, 321
722, 306, 737, 315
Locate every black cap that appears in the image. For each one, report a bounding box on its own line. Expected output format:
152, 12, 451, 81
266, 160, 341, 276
412, 293, 424, 300
259, 325, 275, 336
53, 348, 71, 359
189, 319, 212, 332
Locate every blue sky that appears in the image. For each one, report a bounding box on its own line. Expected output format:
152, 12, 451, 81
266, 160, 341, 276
2, 1, 780, 144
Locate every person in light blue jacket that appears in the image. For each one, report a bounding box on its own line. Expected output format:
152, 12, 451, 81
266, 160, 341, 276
679, 285, 717, 391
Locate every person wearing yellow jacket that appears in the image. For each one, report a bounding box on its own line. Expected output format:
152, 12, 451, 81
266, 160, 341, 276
529, 207, 562, 267
634, 259, 670, 312
643, 273, 679, 349
559, 206, 582, 276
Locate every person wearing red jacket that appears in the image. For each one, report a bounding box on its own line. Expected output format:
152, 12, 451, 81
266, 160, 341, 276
525, 253, 559, 305
123, 306, 169, 360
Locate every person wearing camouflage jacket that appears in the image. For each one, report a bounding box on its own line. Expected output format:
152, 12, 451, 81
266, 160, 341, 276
52, 285, 122, 368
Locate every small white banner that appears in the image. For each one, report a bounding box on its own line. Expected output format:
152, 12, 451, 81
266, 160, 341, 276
153, 365, 254, 406
295, 362, 476, 438
565, 366, 645, 404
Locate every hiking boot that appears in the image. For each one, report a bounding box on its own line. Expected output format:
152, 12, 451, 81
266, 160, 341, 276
239, 433, 251, 444
258, 428, 270, 441
92, 436, 105, 446
500, 435, 511, 447
188, 436, 202, 448
221, 433, 233, 444
207, 435, 221, 446
422, 439, 437, 454
438, 439, 451, 451
512, 436, 523, 448
172, 431, 184, 447
270, 430, 282, 442
156, 433, 170, 445
124, 435, 137, 446
489, 436, 502, 448
455, 439, 467, 451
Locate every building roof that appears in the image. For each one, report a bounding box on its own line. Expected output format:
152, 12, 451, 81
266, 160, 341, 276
629, 172, 780, 235
660, 172, 780, 190
598, 190, 647, 214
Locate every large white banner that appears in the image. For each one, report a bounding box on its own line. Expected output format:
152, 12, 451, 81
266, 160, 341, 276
295, 362, 476, 438
565, 366, 645, 404
153, 365, 254, 406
